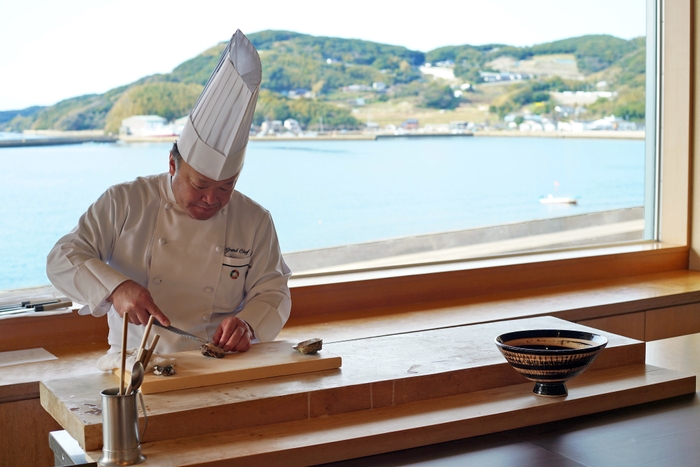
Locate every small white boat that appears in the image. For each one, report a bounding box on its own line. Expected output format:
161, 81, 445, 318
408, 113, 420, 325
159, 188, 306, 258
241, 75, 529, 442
540, 194, 577, 205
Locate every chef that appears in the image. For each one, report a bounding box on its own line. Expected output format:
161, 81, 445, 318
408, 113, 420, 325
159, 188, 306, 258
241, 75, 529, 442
46, 30, 291, 355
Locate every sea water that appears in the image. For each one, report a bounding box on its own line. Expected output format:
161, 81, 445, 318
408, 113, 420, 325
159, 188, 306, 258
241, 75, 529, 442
0, 135, 645, 290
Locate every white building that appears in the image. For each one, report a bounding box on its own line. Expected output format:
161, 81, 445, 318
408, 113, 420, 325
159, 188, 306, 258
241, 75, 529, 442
420, 64, 456, 81
120, 115, 178, 137
173, 116, 188, 135
284, 118, 302, 134
558, 121, 574, 131
589, 115, 638, 131
551, 91, 617, 106
343, 84, 373, 92
519, 120, 544, 132
565, 115, 639, 132
258, 120, 284, 136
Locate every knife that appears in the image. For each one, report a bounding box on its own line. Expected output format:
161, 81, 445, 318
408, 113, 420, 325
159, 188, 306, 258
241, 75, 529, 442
152, 321, 210, 345
0, 300, 73, 315
0, 298, 63, 310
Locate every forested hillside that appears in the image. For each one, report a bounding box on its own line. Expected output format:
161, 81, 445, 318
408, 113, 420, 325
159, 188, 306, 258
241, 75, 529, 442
0, 31, 645, 133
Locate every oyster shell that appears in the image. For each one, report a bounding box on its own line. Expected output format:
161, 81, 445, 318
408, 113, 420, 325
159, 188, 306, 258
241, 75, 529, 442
153, 364, 176, 376
201, 342, 226, 358
294, 338, 323, 355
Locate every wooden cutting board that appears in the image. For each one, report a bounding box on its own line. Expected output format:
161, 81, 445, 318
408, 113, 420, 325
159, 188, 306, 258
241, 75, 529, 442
114, 340, 341, 394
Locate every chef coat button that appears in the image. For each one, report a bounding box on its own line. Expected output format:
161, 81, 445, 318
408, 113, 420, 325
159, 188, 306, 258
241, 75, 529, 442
205, 287, 213, 293
153, 277, 163, 285
159, 238, 167, 245
202, 315, 208, 321
164, 203, 172, 210
215, 246, 222, 253
220, 208, 227, 216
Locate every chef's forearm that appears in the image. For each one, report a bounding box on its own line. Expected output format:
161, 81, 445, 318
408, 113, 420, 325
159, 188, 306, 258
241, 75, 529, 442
74, 259, 132, 315
47, 185, 132, 314
47, 241, 130, 316
46, 240, 94, 306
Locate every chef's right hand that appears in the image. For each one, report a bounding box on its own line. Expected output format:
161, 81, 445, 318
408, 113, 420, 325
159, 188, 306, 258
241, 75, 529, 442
108, 280, 170, 327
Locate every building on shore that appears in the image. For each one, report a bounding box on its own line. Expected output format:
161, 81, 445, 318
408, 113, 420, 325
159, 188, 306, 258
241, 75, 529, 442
119, 115, 186, 137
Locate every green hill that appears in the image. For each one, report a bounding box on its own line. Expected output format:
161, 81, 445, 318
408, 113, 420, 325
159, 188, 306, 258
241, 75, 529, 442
0, 32, 645, 134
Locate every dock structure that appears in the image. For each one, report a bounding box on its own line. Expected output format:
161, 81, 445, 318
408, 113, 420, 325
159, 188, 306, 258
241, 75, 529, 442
0, 130, 646, 147
0, 135, 118, 148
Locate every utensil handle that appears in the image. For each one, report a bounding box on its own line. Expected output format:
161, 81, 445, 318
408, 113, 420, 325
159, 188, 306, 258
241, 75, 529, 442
120, 312, 129, 396
138, 391, 148, 440
142, 334, 160, 369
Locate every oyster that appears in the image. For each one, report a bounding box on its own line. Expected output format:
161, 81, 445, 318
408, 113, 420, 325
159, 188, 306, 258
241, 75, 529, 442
294, 338, 323, 355
153, 364, 176, 376
201, 342, 226, 358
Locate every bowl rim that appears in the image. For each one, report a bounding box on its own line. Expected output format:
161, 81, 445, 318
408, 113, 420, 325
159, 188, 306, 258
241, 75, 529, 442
494, 329, 608, 354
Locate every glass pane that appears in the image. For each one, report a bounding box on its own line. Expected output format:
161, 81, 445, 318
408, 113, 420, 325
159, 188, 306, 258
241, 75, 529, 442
0, 0, 651, 290
239, 137, 646, 273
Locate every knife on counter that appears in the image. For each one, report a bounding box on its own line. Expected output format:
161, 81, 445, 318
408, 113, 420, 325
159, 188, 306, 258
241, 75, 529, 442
0, 297, 68, 310
0, 299, 72, 315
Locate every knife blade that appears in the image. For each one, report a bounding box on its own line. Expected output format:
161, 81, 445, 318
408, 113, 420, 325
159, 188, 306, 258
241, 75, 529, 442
152, 321, 209, 345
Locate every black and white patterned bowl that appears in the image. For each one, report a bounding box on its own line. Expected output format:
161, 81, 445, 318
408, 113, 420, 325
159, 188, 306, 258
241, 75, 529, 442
495, 329, 608, 397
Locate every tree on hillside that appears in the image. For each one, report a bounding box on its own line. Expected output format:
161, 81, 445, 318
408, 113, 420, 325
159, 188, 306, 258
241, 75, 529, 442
611, 40, 646, 88
104, 82, 202, 133
30, 94, 114, 131
249, 30, 303, 49
260, 51, 387, 93
253, 90, 359, 130
528, 35, 639, 73
170, 44, 227, 85
427, 45, 487, 83
249, 30, 425, 70
1, 114, 35, 132
0, 106, 43, 125
421, 82, 460, 109
5, 31, 646, 132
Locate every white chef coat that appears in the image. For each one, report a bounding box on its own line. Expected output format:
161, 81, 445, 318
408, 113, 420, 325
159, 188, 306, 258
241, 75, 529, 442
46, 173, 291, 354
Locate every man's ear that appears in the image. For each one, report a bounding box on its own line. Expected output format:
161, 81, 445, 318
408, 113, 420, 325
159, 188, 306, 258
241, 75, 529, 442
168, 153, 176, 176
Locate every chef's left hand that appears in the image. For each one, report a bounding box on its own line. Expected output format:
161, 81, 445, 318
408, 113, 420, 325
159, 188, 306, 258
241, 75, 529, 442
213, 317, 253, 352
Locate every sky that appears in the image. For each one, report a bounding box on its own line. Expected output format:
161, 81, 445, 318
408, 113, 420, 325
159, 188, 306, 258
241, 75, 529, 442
0, 0, 647, 112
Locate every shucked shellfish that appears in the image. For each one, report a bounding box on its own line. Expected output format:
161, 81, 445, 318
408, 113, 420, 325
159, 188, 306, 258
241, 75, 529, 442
153, 364, 176, 376
201, 342, 226, 358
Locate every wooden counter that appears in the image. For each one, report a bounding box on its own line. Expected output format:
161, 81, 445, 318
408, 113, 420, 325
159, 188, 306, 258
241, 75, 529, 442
40, 317, 696, 465
0, 309, 108, 467
279, 269, 700, 344
5, 270, 700, 466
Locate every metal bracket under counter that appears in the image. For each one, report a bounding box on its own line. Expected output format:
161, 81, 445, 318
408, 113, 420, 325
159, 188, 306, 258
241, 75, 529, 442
49, 430, 94, 467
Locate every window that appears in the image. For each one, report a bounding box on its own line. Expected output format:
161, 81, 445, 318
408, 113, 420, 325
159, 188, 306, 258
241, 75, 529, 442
242, 3, 654, 276
0, 2, 690, 309
288, 0, 693, 316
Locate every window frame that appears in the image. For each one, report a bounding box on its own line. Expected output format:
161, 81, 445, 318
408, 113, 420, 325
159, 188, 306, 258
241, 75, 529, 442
288, 0, 695, 317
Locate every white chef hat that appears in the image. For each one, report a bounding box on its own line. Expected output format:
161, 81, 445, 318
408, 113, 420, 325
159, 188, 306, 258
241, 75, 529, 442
177, 29, 261, 181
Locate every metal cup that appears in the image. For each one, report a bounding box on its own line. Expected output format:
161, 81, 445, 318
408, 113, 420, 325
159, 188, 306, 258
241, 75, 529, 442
98, 388, 147, 466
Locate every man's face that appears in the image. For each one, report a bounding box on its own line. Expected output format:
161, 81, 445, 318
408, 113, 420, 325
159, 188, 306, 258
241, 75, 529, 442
169, 154, 237, 221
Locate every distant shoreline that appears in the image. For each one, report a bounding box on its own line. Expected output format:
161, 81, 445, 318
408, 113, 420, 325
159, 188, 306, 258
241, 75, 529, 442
0, 135, 118, 148
473, 130, 645, 140
118, 130, 644, 142
0, 130, 644, 148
